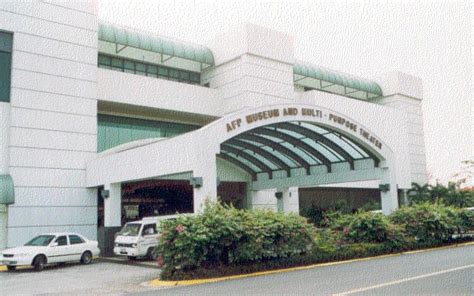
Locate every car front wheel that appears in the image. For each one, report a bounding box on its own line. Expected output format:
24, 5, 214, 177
33, 255, 46, 271
80, 251, 92, 265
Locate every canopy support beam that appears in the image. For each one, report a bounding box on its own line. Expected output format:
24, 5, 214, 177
220, 146, 274, 179
275, 122, 356, 170
252, 128, 333, 173
237, 133, 311, 175
217, 154, 257, 181
225, 139, 292, 177
115, 44, 128, 54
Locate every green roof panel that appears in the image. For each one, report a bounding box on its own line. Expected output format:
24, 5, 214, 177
294, 61, 383, 96
99, 22, 214, 66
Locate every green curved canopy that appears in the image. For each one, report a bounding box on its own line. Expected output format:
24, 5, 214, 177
98, 22, 214, 66
294, 61, 383, 97
0, 174, 14, 205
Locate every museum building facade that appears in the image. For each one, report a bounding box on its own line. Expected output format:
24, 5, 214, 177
0, 1, 428, 249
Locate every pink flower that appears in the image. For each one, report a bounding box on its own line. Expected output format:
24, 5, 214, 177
156, 255, 164, 267
175, 224, 185, 233
343, 227, 350, 236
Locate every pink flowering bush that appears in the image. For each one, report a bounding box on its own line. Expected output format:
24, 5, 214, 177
156, 201, 316, 278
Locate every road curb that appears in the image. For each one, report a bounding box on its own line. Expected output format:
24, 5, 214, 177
148, 241, 474, 287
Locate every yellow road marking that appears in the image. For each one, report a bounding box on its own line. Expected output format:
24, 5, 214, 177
149, 241, 474, 287
332, 264, 474, 295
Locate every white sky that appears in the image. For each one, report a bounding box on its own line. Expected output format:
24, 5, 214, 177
99, 0, 473, 185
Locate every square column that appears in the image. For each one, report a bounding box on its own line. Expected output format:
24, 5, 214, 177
380, 164, 399, 215
103, 183, 122, 227
248, 189, 278, 211
282, 187, 299, 214
193, 157, 217, 213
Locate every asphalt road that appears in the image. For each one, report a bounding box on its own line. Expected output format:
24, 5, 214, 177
137, 245, 474, 296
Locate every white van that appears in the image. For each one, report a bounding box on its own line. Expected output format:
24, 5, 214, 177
113, 215, 182, 260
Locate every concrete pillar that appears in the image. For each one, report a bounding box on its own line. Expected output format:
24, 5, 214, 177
193, 157, 217, 213
103, 183, 122, 227
0, 103, 10, 250
248, 189, 278, 211
380, 161, 399, 215
282, 187, 299, 214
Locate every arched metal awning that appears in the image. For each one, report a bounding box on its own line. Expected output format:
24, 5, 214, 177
98, 22, 214, 69
294, 61, 383, 100
218, 121, 381, 180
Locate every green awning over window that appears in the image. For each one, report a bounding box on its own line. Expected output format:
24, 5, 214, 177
294, 61, 383, 98
98, 22, 214, 66
0, 174, 14, 205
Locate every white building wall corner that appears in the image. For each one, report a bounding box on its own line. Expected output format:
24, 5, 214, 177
1, 0, 99, 247
374, 71, 429, 186
205, 23, 295, 115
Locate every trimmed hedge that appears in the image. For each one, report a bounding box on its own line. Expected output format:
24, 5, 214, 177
156, 202, 316, 279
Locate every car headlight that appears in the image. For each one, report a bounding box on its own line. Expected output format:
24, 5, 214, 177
115, 243, 119, 247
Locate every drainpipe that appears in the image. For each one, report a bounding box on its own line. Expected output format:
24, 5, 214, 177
0, 102, 11, 250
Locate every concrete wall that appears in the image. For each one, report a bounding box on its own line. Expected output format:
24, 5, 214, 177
98, 69, 222, 117
204, 24, 295, 115
374, 72, 428, 185
0, 0, 98, 247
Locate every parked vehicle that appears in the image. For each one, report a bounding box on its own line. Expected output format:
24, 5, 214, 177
0, 233, 100, 271
114, 214, 187, 260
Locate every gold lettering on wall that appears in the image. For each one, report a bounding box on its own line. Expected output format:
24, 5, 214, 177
224, 107, 382, 150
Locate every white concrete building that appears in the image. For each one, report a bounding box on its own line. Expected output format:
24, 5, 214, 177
0, 0, 427, 252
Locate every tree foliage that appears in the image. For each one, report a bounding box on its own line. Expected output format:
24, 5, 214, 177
407, 182, 474, 207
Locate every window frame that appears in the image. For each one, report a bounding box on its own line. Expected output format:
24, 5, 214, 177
97, 53, 201, 85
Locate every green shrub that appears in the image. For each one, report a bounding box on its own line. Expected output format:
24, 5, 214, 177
156, 202, 316, 278
453, 208, 474, 233
326, 210, 401, 245
389, 203, 463, 244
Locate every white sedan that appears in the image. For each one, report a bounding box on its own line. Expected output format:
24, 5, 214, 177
0, 233, 100, 271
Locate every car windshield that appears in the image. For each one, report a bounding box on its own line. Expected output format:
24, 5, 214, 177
24, 235, 56, 246
118, 223, 141, 236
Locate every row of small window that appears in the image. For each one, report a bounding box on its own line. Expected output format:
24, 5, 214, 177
98, 54, 201, 85
0, 31, 12, 103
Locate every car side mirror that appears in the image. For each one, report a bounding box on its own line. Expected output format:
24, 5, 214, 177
50, 242, 58, 247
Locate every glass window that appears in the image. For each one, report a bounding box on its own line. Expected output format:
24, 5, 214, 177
69, 235, 85, 245
147, 65, 158, 77
142, 224, 157, 236
135, 63, 146, 76
55, 236, 68, 246
111, 58, 123, 71
24, 235, 55, 246
98, 55, 112, 67
179, 71, 190, 81
158, 67, 168, 76
169, 69, 179, 79
96, 54, 202, 86
190, 72, 200, 83
0, 32, 12, 103
124, 60, 135, 73
118, 223, 141, 237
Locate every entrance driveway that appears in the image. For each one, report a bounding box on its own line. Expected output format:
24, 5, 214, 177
0, 260, 160, 295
